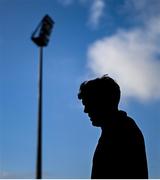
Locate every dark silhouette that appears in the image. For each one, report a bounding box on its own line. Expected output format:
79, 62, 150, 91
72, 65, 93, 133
78, 75, 148, 179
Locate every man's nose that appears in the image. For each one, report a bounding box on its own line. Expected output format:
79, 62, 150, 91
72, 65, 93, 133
84, 106, 88, 113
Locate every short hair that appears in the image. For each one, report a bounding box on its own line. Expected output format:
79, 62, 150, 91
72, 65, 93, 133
78, 75, 121, 108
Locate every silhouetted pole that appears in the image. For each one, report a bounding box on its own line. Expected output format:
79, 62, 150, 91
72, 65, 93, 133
36, 46, 43, 179
31, 14, 54, 179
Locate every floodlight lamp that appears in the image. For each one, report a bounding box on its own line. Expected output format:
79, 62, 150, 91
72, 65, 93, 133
31, 14, 55, 47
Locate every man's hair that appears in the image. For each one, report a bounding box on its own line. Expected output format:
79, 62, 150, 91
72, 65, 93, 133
78, 75, 121, 108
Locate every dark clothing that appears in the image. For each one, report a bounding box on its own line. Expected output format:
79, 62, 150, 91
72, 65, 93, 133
91, 110, 148, 179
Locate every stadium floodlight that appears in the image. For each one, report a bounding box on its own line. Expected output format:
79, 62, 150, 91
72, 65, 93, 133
31, 14, 55, 179
31, 14, 54, 47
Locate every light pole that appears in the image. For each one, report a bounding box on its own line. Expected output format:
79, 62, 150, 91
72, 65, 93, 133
31, 14, 55, 179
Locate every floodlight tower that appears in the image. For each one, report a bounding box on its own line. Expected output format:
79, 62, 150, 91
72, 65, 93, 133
31, 14, 55, 179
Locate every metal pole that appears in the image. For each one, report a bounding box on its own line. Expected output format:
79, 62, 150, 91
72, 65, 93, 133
36, 47, 43, 179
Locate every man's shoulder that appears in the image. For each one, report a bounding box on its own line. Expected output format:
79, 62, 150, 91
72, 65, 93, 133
125, 116, 145, 142
118, 110, 144, 138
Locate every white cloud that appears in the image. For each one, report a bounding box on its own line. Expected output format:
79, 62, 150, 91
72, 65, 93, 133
88, 0, 105, 28
57, 0, 105, 28
120, 0, 160, 26
87, 17, 160, 101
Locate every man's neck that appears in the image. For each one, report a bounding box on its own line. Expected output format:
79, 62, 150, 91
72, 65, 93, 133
100, 109, 119, 131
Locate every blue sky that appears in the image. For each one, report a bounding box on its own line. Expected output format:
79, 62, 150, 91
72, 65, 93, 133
0, 0, 160, 178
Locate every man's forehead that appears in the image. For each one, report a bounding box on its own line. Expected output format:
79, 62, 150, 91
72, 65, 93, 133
82, 96, 101, 103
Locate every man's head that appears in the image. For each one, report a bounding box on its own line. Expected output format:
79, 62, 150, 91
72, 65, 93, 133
78, 75, 121, 126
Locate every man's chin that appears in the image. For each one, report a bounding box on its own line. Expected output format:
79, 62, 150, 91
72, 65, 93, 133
91, 120, 101, 127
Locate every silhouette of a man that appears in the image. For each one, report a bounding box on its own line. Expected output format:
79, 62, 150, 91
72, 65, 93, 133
78, 75, 148, 179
